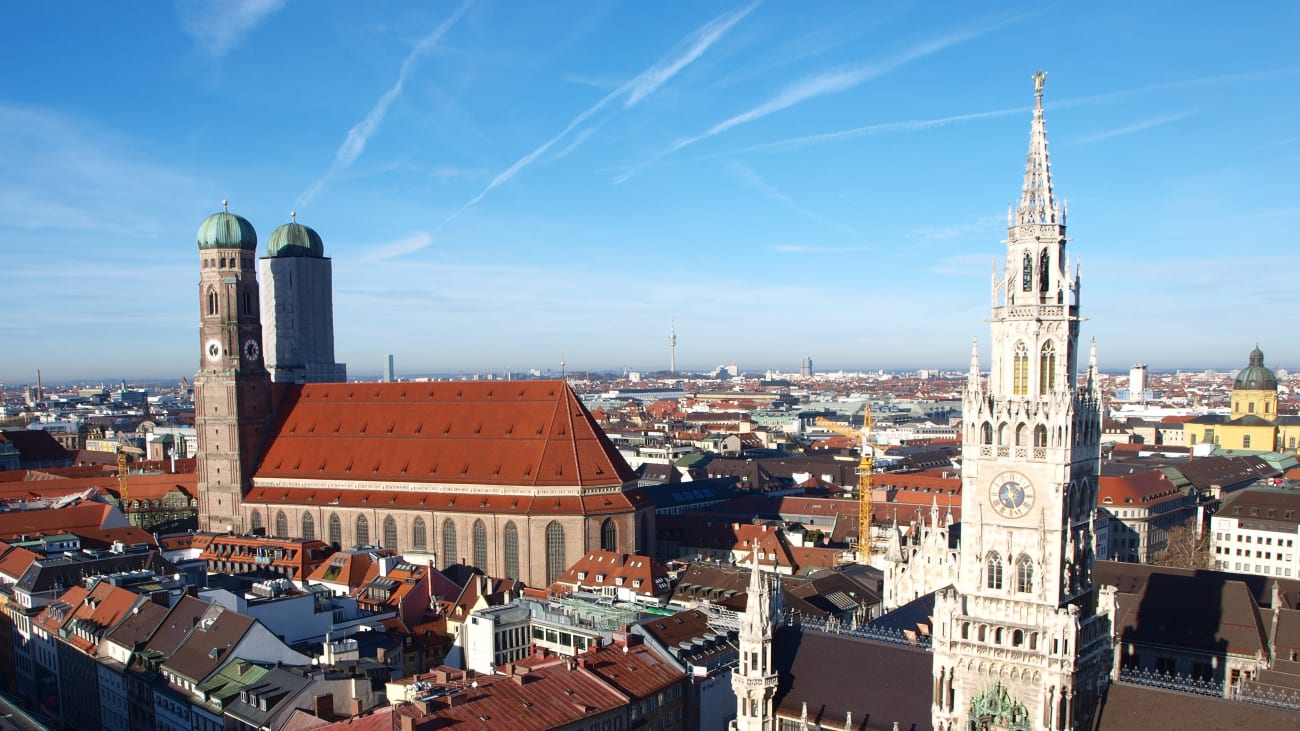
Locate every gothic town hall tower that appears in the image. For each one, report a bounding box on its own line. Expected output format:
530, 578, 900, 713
930, 74, 1115, 731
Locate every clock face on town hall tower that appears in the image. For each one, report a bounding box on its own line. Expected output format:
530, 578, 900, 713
989, 472, 1036, 519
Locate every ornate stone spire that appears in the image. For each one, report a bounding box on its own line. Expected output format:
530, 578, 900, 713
1016, 70, 1060, 227
968, 338, 981, 390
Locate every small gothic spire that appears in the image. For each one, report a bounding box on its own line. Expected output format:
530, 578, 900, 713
1017, 70, 1059, 227
968, 338, 981, 391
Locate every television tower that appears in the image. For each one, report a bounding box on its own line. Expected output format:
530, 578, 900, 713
669, 320, 677, 374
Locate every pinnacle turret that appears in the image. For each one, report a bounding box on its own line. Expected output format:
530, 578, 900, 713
1016, 70, 1060, 227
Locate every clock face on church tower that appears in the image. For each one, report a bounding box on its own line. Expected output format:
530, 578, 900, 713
990, 472, 1035, 518
205, 340, 222, 362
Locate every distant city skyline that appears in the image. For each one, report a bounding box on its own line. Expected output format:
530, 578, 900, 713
4, 2, 1299, 381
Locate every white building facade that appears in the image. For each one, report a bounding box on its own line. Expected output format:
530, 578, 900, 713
1211, 488, 1300, 578
929, 73, 1115, 731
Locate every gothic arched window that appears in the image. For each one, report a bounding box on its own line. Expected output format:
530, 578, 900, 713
997, 422, 1009, 446
442, 520, 457, 569
1034, 424, 1048, 448
503, 522, 520, 580
1039, 249, 1050, 293
1040, 341, 1056, 395
1017, 555, 1034, 593
981, 422, 993, 445
412, 517, 427, 552
355, 515, 370, 547
274, 511, 287, 538
301, 512, 315, 541
249, 510, 263, 533
206, 288, 219, 316
986, 552, 1003, 590
1015, 423, 1028, 446
472, 519, 488, 570
1022, 253, 1033, 291
601, 518, 617, 552
1013, 343, 1029, 396
328, 513, 341, 547
546, 522, 566, 585
383, 516, 398, 550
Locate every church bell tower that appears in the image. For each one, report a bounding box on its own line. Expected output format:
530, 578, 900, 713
194, 202, 273, 533
930, 74, 1115, 731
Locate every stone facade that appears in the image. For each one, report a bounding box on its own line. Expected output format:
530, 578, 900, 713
929, 73, 1115, 731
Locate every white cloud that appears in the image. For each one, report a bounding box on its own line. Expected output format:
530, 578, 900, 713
615, 14, 1023, 183
433, 2, 756, 233
728, 161, 857, 235
352, 232, 436, 263
176, 0, 287, 59
1068, 111, 1195, 146
297, 0, 475, 207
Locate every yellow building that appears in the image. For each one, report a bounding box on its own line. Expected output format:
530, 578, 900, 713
1185, 346, 1300, 453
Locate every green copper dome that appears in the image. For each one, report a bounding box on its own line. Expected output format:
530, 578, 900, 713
197, 209, 257, 251
1234, 346, 1277, 391
267, 220, 324, 258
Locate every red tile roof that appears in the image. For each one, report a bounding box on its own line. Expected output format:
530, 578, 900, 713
554, 551, 671, 597
0, 502, 118, 539
1099, 470, 1187, 507
255, 381, 636, 488
243, 486, 639, 516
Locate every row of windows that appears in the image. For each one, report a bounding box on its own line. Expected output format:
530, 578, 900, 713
248, 509, 605, 584
1217, 546, 1294, 562
979, 421, 1050, 447
985, 552, 1034, 593
1224, 532, 1295, 546
1217, 560, 1294, 576
202, 257, 252, 269
1010, 341, 1057, 397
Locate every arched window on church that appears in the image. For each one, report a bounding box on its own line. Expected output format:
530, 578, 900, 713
355, 515, 369, 547
274, 511, 287, 538
1015, 423, 1027, 447
1040, 341, 1056, 395
1022, 253, 1033, 292
249, 510, 263, 533
981, 422, 993, 445
1017, 555, 1034, 593
207, 288, 219, 316
472, 519, 488, 570
1039, 249, 1050, 293
997, 422, 1008, 446
601, 518, 617, 552
328, 513, 341, 548
383, 516, 398, 550
442, 520, 457, 569
301, 513, 315, 541
546, 522, 566, 585
412, 518, 427, 552
986, 552, 1003, 590
503, 522, 520, 580
1013, 343, 1029, 396
1034, 424, 1048, 448
242, 288, 253, 318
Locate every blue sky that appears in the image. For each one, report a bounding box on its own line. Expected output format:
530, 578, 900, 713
4, 1, 1300, 382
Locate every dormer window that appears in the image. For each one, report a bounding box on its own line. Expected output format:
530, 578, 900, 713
577, 571, 587, 580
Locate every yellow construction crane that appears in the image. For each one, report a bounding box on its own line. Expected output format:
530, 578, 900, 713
116, 436, 144, 504
816, 404, 877, 557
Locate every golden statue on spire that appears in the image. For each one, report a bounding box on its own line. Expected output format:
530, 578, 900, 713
1032, 69, 1047, 93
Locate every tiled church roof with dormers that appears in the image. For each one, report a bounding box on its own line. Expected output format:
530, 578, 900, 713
254, 381, 637, 489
